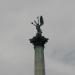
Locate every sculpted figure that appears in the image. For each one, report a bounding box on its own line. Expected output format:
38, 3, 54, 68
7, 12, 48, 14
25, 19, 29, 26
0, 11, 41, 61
31, 16, 44, 35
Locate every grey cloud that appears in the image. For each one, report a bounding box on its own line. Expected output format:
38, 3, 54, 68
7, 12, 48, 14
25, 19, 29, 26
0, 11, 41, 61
0, 0, 75, 75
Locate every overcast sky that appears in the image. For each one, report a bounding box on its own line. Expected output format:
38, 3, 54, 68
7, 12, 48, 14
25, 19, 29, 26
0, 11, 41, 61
0, 0, 75, 75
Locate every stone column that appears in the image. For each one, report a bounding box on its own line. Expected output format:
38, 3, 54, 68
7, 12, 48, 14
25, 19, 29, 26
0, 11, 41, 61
30, 34, 48, 75
34, 46, 45, 75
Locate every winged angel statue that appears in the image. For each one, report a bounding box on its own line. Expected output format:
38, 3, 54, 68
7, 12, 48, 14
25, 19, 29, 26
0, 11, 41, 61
31, 16, 44, 35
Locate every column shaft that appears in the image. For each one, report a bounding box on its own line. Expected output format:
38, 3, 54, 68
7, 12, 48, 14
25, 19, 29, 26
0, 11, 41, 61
34, 46, 45, 75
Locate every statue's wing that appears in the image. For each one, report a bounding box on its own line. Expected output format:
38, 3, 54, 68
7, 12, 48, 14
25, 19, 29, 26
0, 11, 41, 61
40, 16, 44, 25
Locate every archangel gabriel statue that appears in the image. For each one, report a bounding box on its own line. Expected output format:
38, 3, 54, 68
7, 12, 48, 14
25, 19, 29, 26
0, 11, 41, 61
31, 16, 44, 36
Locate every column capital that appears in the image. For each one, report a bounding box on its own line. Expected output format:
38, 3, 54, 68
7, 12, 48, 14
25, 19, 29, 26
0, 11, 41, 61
29, 34, 48, 48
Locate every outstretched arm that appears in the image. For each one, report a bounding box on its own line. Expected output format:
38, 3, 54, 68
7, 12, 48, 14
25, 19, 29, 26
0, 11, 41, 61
34, 20, 38, 25
37, 16, 40, 25
31, 22, 36, 26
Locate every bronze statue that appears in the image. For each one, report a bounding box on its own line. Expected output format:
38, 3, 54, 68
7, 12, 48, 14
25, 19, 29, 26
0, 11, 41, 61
31, 16, 44, 35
